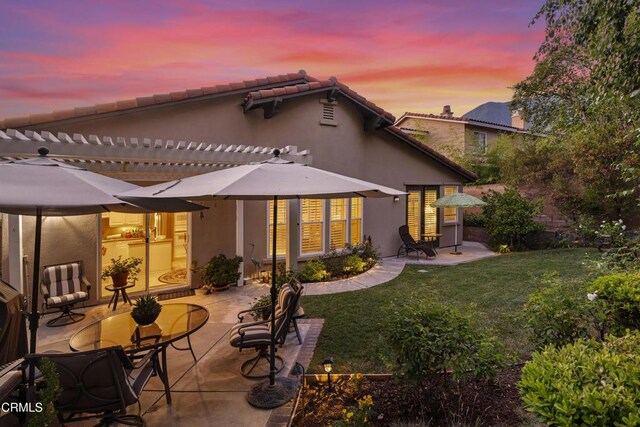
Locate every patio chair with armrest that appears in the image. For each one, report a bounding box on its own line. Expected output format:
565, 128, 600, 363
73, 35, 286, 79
41, 261, 91, 327
397, 225, 437, 261
236, 279, 305, 345
25, 346, 158, 426
229, 283, 300, 379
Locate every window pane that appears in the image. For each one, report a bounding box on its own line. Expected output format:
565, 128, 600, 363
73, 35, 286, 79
302, 223, 323, 253
424, 190, 438, 236
350, 219, 362, 245
351, 197, 363, 219
407, 191, 421, 241
268, 200, 288, 256
444, 186, 458, 222
331, 199, 347, 220
302, 199, 324, 222
330, 221, 347, 248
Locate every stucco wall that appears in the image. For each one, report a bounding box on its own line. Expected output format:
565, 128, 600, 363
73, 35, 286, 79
399, 117, 466, 156
15, 91, 468, 288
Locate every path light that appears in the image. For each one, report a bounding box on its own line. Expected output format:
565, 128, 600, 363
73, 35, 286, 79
321, 356, 334, 392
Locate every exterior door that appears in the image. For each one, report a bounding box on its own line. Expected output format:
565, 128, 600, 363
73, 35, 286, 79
406, 186, 440, 246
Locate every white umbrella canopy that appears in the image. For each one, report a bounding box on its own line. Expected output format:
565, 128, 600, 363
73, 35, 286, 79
120, 154, 405, 201
0, 147, 204, 389
118, 150, 405, 408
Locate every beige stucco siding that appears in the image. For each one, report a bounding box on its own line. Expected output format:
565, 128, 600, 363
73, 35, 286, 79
12, 92, 467, 294
399, 117, 466, 155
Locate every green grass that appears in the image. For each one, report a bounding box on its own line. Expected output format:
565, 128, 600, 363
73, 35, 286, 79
303, 248, 597, 373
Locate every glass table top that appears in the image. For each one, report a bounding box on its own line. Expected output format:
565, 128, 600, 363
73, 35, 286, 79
69, 303, 209, 353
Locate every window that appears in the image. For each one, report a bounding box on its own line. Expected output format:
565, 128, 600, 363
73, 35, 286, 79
330, 199, 348, 249
350, 198, 363, 245
301, 199, 324, 254
407, 190, 422, 241
268, 200, 288, 257
423, 190, 438, 236
443, 186, 458, 223
473, 131, 488, 154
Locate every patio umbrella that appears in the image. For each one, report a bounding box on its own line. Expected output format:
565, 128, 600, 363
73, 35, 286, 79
0, 147, 204, 387
119, 149, 405, 408
431, 192, 486, 255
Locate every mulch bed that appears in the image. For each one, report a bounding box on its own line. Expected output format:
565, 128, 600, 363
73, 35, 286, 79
293, 366, 529, 426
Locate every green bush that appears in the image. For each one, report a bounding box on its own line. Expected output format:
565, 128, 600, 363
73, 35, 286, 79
346, 236, 381, 269
463, 212, 485, 227
519, 332, 640, 426
321, 251, 349, 277
590, 272, 640, 335
595, 219, 628, 248
388, 302, 507, 383
299, 258, 329, 282
523, 275, 593, 348
200, 254, 243, 291
481, 188, 545, 249
343, 255, 365, 276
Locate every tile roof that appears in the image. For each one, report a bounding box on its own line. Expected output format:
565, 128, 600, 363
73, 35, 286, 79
0, 72, 311, 129
244, 78, 396, 123
384, 125, 478, 181
398, 111, 526, 132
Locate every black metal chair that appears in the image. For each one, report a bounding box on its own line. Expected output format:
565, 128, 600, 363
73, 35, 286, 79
41, 261, 91, 327
26, 346, 158, 426
229, 282, 301, 378
397, 225, 437, 260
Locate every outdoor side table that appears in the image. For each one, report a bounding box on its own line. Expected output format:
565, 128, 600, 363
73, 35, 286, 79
68, 303, 209, 404
421, 233, 442, 255
105, 284, 135, 311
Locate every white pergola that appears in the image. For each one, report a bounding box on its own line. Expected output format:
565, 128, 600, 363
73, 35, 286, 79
0, 129, 312, 292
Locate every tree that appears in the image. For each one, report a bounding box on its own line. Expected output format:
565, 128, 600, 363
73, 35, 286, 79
511, 0, 640, 221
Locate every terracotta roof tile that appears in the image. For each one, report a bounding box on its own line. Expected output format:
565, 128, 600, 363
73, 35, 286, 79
400, 111, 524, 131
0, 71, 308, 129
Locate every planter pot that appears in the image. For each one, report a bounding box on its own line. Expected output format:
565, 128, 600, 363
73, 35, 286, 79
111, 272, 129, 288
131, 310, 161, 326
210, 283, 231, 292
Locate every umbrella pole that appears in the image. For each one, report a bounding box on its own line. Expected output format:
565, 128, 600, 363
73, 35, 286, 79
28, 208, 42, 386
269, 196, 278, 386
451, 218, 461, 255
246, 196, 297, 409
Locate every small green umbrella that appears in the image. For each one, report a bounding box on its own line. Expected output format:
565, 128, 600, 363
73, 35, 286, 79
431, 192, 486, 254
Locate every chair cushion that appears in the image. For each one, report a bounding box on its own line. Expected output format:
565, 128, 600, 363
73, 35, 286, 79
229, 324, 271, 347
46, 291, 89, 308
293, 306, 305, 319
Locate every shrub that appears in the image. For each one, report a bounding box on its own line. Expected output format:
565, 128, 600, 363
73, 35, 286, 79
595, 219, 628, 248
519, 332, 640, 426
333, 394, 376, 427
343, 255, 365, 276
481, 188, 545, 249
321, 251, 349, 277
346, 236, 381, 269
523, 275, 593, 348
200, 254, 243, 292
592, 239, 640, 273
300, 258, 329, 282
590, 272, 640, 335
463, 212, 485, 227
388, 302, 508, 383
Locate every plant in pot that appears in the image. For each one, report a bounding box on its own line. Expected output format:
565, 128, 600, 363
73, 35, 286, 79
130, 294, 162, 326
200, 254, 243, 293
101, 256, 142, 288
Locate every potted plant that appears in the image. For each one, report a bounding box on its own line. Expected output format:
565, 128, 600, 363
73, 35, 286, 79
200, 254, 243, 293
130, 294, 162, 326
101, 256, 142, 288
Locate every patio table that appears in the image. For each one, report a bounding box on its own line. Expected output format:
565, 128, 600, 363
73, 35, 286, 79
421, 233, 442, 255
68, 303, 208, 404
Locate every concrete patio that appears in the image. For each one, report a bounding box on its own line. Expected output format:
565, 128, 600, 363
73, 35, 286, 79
1, 283, 316, 427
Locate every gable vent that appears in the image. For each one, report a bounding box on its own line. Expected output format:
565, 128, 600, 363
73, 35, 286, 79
319, 99, 338, 127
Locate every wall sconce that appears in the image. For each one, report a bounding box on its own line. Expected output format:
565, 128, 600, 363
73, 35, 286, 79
321, 356, 334, 391
393, 196, 400, 202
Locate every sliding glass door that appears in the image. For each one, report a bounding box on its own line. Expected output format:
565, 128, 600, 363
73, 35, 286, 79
100, 212, 189, 299
406, 186, 440, 245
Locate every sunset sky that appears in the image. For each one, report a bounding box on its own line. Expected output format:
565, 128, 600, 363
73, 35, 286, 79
0, 0, 545, 120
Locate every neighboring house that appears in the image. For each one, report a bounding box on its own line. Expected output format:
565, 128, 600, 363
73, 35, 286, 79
395, 104, 529, 157
0, 70, 476, 306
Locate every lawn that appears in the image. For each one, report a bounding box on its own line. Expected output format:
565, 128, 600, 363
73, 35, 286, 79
303, 248, 597, 373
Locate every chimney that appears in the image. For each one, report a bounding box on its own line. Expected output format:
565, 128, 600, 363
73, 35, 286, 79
511, 111, 527, 129
441, 105, 454, 118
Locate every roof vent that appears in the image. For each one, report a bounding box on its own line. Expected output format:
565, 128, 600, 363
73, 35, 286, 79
320, 99, 338, 127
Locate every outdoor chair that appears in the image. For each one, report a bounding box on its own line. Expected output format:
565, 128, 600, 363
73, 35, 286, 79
397, 225, 437, 260
236, 279, 305, 345
229, 283, 300, 379
41, 261, 91, 327
25, 346, 158, 426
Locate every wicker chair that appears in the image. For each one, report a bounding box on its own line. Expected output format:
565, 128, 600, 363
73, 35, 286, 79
41, 261, 91, 327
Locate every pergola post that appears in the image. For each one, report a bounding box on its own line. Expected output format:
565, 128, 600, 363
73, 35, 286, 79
286, 199, 299, 271
7, 214, 24, 293
236, 200, 244, 286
